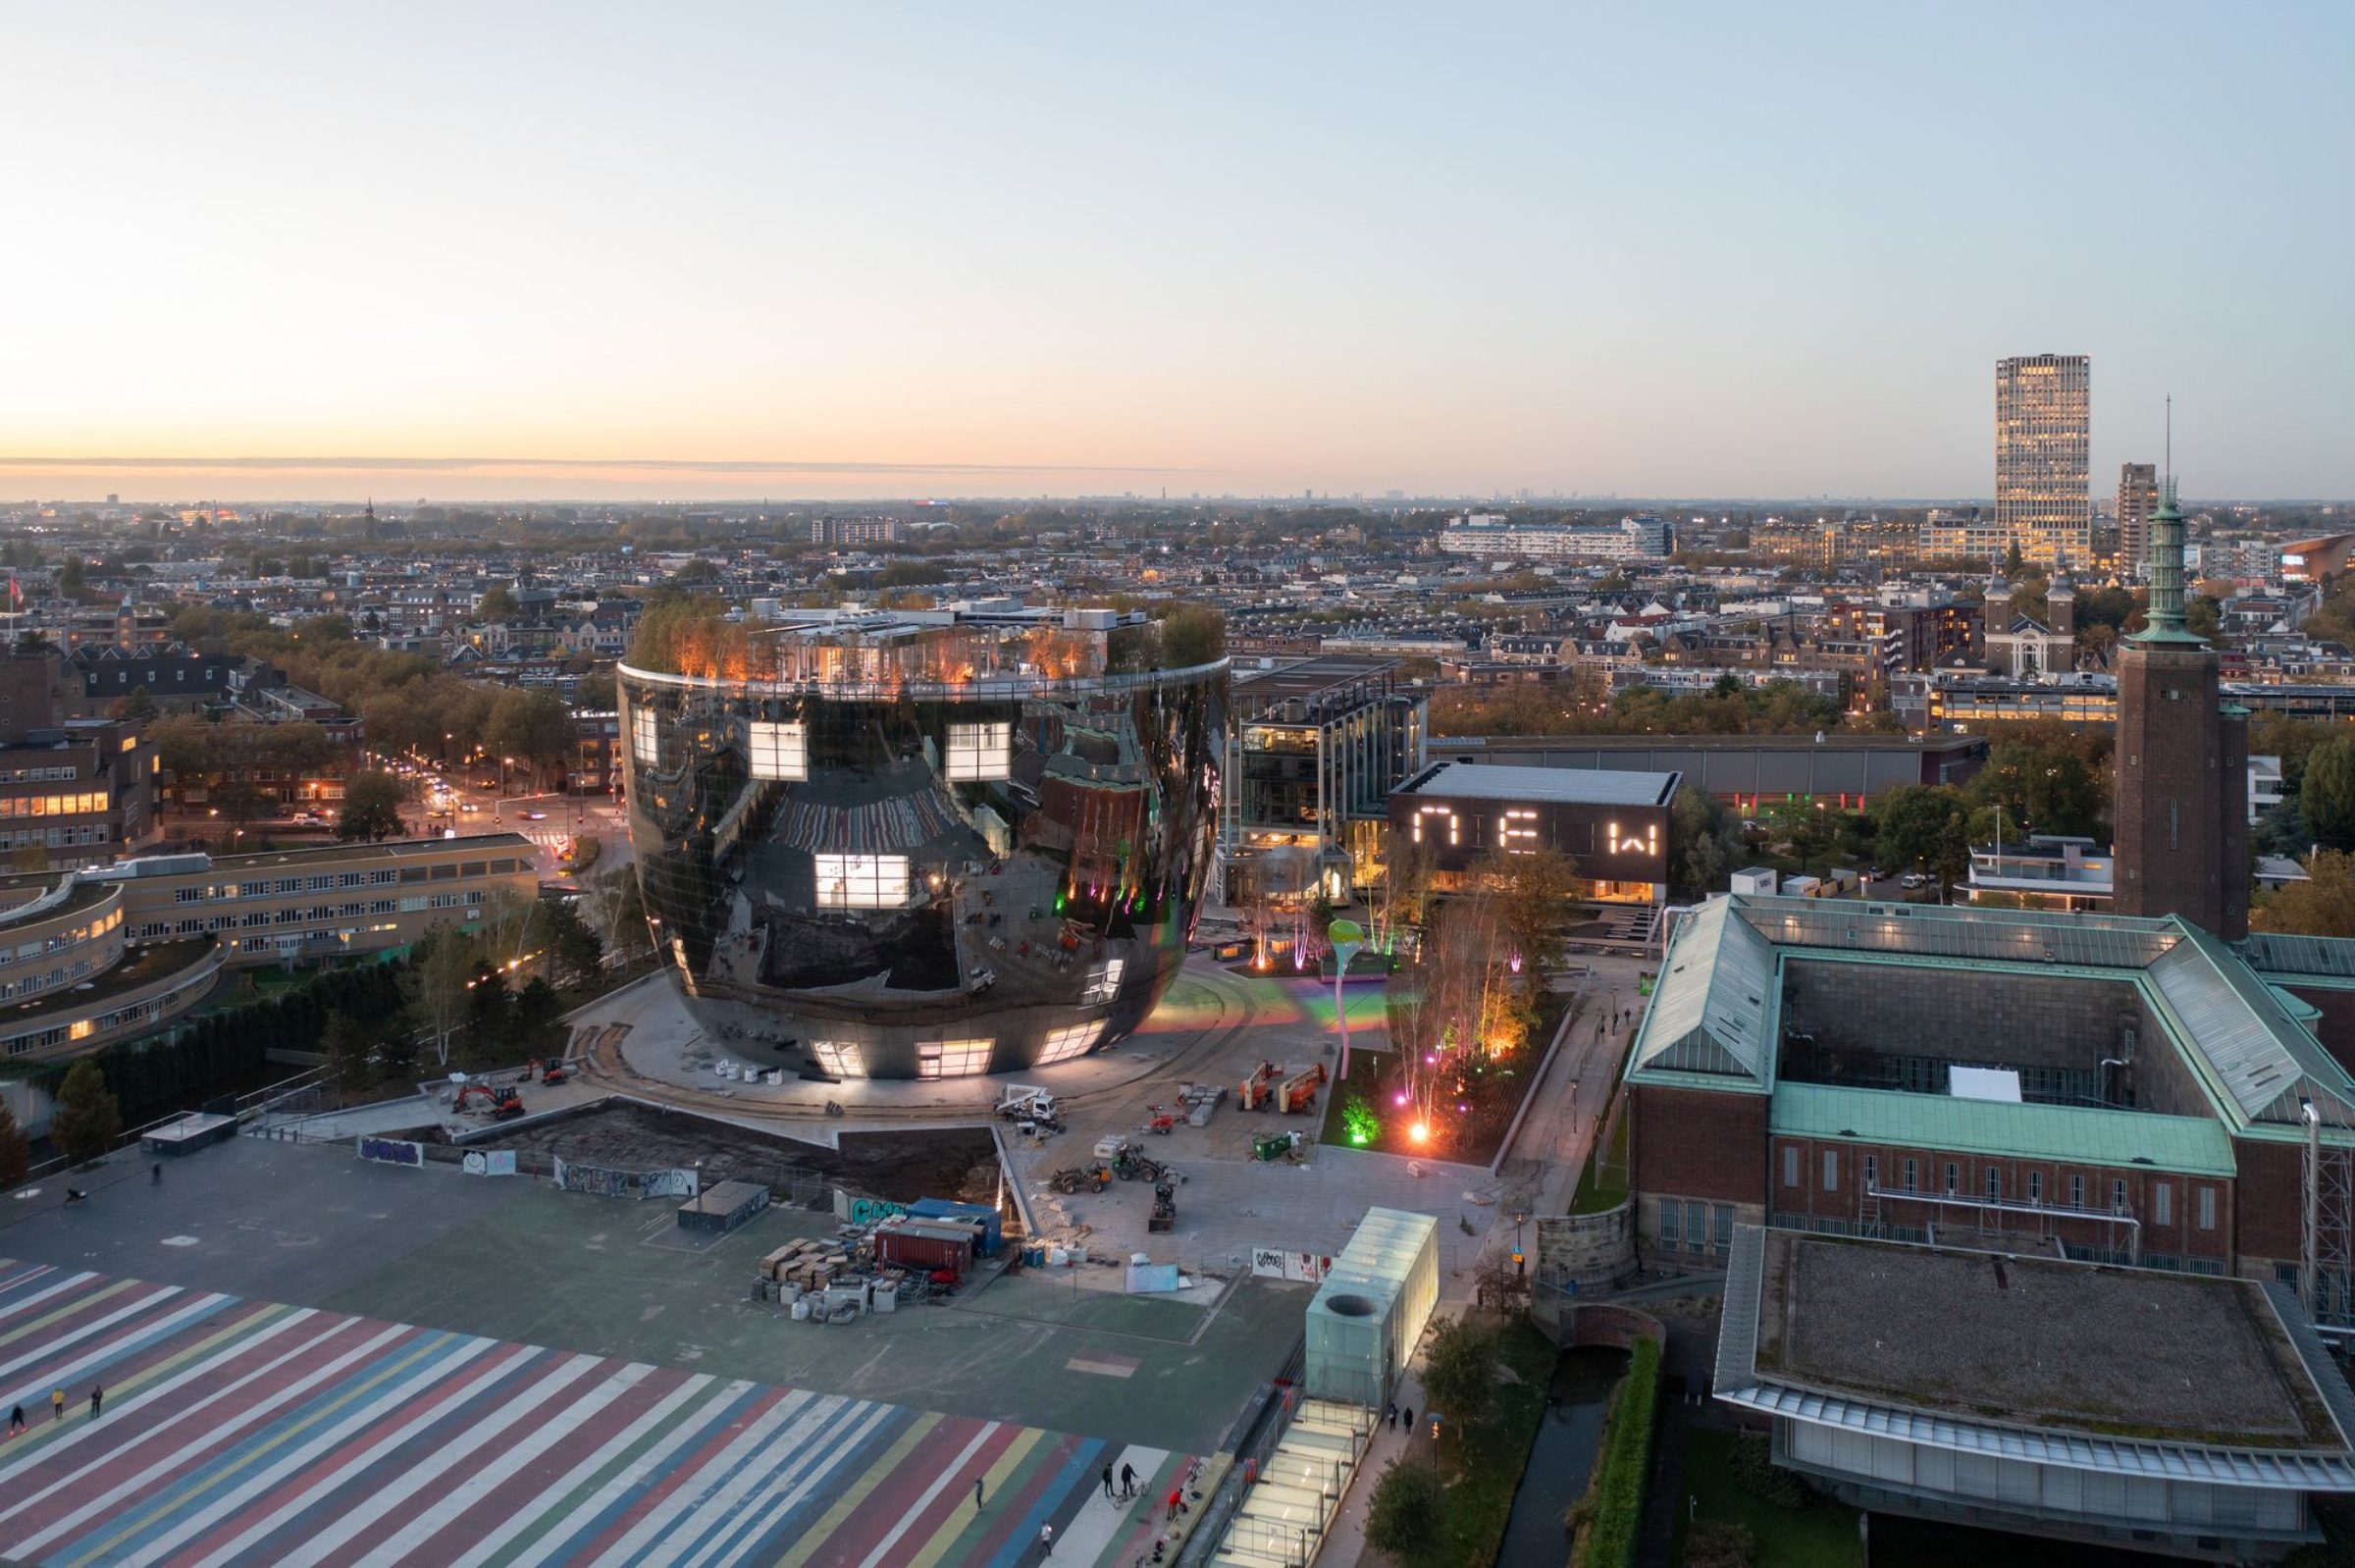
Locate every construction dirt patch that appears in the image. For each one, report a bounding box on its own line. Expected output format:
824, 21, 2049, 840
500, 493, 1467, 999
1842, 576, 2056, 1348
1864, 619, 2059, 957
448, 1100, 1000, 1205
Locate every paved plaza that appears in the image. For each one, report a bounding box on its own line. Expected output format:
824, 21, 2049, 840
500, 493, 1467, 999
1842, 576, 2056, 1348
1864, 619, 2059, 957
0, 1141, 1302, 1455
0, 1257, 1200, 1568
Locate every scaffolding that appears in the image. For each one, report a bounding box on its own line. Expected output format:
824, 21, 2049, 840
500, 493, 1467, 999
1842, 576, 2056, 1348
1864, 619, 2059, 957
2302, 1103, 2355, 1328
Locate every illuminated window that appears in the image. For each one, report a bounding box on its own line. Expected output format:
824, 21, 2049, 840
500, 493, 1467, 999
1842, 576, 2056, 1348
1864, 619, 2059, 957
813, 853, 910, 910
1081, 957, 1126, 1006
945, 721, 1013, 782
1499, 808, 1540, 853
916, 1039, 992, 1078
810, 1040, 866, 1078
748, 720, 809, 781
631, 707, 658, 764
1034, 1020, 1106, 1065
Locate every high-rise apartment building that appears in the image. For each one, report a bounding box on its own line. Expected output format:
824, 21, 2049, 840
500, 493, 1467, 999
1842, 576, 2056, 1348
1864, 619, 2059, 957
2117, 461, 2159, 579
1995, 354, 2091, 569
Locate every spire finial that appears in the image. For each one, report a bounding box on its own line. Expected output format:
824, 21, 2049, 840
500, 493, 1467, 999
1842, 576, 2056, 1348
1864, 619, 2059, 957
2165, 394, 2174, 506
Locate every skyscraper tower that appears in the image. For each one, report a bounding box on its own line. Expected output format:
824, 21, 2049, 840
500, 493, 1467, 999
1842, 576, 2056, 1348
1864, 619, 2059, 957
2114, 470, 2247, 938
2117, 462, 2159, 581
1995, 354, 2092, 568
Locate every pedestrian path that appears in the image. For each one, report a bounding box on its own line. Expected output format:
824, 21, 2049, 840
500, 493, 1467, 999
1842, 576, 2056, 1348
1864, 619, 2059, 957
0, 1259, 1194, 1566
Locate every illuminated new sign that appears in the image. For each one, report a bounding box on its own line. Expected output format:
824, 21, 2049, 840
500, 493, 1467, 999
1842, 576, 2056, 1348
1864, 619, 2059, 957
1607, 819, 1661, 859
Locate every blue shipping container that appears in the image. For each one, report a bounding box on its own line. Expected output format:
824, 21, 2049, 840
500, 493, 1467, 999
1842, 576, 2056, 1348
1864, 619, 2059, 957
909, 1198, 1002, 1254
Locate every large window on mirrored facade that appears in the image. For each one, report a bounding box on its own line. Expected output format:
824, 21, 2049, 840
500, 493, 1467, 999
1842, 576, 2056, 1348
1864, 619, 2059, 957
618, 624, 1226, 1077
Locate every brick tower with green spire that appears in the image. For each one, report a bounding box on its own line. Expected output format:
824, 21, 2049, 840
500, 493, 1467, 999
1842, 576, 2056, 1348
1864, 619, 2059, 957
2113, 479, 2248, 937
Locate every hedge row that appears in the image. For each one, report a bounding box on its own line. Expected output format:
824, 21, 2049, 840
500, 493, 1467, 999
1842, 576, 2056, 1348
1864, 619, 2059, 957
1576, 1334, 1662, 1568
26, 960, 408, 1120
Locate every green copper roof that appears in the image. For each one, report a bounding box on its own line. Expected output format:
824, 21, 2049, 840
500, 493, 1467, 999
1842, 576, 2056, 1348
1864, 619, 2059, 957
2245, 931, 2355, 982
2132, 485, 2208, 648
1772, 1081, 2237, 1177
1629, 896, 1775, 1087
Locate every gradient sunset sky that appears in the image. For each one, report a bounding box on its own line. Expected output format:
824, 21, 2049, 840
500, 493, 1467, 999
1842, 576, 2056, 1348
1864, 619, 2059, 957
4, 3, 2348, 502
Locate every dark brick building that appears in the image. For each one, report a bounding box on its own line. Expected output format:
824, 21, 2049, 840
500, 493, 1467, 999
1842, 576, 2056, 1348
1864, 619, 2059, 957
1625, 895, 2355, 1323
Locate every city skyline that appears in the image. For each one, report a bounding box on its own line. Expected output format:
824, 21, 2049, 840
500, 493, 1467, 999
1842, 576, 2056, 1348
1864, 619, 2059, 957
5, 3, 2350, 502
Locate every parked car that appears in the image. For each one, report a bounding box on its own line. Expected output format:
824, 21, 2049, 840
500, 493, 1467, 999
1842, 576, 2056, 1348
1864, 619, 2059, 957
1900, 872, 1928, 890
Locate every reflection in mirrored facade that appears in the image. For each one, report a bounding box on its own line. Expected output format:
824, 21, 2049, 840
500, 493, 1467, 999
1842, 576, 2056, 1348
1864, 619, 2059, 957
619, 626, 1226, 1078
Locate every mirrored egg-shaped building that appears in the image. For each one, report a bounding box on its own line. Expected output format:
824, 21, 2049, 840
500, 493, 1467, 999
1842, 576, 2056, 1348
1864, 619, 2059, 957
618, 610, 1227, 1078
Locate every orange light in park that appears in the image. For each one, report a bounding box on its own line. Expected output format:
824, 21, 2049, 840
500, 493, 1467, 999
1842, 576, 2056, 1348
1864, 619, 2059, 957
1408, 1122, 1430, 1144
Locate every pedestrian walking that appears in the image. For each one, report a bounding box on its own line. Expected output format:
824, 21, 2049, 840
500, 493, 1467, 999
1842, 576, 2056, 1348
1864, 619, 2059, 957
152, 1163, 162, 1184
1101, 1462, 1114, 1499
1402, 1405, 1413, 1435
8, 1403, 24, 1436
1120, 1461, 1136, 1498
1039, 1521, 1054, 1556
973, 1477, 985, 1511
1166, 1486, 1182, 1522
1385, 1401, 1396, 1431
51, 1388, 64, 1423
88, 1385, 102, 1421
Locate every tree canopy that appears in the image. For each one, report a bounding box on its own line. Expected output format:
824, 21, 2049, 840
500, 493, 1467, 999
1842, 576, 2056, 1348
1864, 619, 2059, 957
50, 1059, 123, 1166
338, 769, 410, 841
2253, 852, 2355, 939
1434, 678, 1847, 739
1873, 783, 1973, 886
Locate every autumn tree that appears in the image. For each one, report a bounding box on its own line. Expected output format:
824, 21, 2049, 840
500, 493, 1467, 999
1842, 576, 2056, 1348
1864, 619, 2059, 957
404, 927, 481, 1069
1874, 784, 1972, 890
2253, 852, 2355, 939
0, 1093, 29, 1186
487, 688, 577, 783
1364, 1462, 1443, 1560
2304, 737, 2355, 853
1968, 738, 2106, 840
50, 1059, 123, 1166
1419, 1313, 1502, 1428
338, 769, 410, 841
1472, 847, 1580, 978
1154, 603, 1227, 667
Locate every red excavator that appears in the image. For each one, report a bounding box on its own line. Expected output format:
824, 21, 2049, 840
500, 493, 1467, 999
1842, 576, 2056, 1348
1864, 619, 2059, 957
454, 1082, 525, 1120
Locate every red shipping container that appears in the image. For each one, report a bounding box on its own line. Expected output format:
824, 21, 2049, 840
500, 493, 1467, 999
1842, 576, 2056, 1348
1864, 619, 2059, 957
874, 1224, 969, 1277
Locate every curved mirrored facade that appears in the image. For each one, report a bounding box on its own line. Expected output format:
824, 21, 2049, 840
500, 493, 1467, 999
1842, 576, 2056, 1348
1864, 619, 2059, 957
619, 642, 1226, 1078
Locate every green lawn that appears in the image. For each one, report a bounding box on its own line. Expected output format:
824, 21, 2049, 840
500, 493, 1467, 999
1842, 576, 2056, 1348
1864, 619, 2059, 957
1669, 1430, 1861, 1568
1570, 1110, 1630, 1216
1435, 1320, 1559, 1568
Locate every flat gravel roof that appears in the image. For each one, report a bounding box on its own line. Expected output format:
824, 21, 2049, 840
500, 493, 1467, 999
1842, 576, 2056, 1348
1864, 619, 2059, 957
1758, 1228, 2342, 1449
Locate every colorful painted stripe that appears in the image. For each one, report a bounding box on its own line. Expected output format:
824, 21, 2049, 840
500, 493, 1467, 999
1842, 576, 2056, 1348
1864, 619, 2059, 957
0, 1259, 1196, 1567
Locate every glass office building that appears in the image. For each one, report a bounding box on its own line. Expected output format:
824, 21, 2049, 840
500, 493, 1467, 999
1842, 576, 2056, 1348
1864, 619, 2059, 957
619, 617, 1226, 1078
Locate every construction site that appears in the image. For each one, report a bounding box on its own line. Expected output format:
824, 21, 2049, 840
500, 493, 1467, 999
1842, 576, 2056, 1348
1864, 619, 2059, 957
0, 925, 1636, 1568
